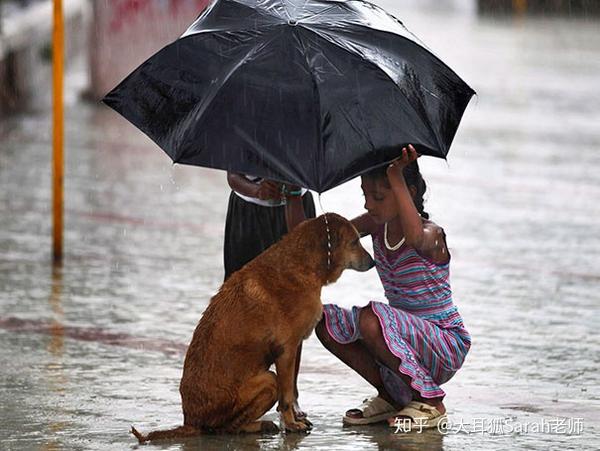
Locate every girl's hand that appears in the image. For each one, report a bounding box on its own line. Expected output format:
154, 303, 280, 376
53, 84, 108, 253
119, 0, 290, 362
386, 144, 419, 185
255, 180, 283, 201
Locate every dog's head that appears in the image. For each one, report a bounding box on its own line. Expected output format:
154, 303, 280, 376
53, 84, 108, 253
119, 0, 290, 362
300, 213, 374, 285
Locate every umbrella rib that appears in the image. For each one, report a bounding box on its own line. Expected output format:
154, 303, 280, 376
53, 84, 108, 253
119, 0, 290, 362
279, 0, 293, 21
184, 0, 285, 37
337, 21, 472, 90
291, 28, 325, 192
301, 4, 340, 22
332, 22, 475, 151
300, 24, 446, 153
232, 125, 306, 186
182, 0, 220, 36
172, 32, 282, 163
350, 0, 436, 54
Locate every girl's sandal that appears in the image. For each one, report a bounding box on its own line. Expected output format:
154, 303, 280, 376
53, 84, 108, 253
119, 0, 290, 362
343, 396, 397, 425
388, 401, 448, 432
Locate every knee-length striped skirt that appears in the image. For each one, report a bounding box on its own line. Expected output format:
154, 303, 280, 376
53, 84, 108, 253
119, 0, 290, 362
323, 301, 471, 400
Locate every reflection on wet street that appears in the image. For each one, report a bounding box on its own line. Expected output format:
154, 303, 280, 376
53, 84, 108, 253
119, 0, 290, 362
1, 1, 599, 449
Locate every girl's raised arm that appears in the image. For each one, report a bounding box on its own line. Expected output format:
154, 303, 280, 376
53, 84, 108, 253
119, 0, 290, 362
387, 146, 449, 264
386, 146, 425, 248
351, 213, 377, 238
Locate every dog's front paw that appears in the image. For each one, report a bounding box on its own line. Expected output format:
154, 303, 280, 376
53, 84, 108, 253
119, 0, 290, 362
299, 416, 313, 428
293, 400, 307, 421
284, 418, 312, 433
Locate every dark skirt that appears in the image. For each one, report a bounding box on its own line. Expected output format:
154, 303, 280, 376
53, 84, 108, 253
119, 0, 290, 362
223, 191, 316, 280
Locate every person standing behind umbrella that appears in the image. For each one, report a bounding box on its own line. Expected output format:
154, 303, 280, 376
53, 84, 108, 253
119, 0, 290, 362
224, 173, 316, 280
224, 172, 316, 420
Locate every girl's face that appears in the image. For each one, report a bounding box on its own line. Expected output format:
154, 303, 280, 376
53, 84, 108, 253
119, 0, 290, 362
360, 177, 399, 224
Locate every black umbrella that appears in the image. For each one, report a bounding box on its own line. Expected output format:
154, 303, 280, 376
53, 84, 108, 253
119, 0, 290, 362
103, 0, 474, 193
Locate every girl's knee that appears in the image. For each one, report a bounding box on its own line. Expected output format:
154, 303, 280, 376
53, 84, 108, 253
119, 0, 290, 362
358, 308, 381, 343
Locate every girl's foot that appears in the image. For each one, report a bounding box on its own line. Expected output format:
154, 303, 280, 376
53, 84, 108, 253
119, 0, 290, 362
387, 400, 447, 430
344, 395, 399, 425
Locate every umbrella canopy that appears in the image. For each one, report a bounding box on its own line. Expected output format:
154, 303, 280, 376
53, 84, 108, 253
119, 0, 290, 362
103, 0, 474, 193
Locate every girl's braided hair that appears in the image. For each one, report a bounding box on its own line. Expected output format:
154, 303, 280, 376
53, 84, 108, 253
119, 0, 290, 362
363, 160, 429, 219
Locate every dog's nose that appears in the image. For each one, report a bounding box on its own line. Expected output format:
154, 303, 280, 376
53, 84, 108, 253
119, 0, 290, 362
356, 253, 374, 272
365, 254, 375, 270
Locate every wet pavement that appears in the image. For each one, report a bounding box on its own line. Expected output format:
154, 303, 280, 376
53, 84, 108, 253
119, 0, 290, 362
1, 1, 599, 450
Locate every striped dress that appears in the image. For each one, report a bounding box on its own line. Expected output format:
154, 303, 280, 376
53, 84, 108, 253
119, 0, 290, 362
322, 224, 471, 401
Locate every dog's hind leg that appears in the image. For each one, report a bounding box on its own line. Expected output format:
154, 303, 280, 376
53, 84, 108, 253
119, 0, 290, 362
225, 370, 279, 434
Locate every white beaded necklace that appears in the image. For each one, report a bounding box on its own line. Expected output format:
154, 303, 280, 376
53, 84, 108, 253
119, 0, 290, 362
384, 222, 405, 251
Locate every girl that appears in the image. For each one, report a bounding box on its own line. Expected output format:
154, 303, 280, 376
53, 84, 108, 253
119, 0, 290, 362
316, 145, 471, 431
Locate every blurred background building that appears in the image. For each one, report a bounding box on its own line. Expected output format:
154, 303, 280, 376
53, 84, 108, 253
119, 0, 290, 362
0, 0, 209, 118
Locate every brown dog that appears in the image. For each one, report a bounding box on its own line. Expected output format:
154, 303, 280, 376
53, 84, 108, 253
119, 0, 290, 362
131, 213, 374, 442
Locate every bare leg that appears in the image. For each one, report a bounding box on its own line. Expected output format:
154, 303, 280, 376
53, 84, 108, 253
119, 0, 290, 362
315, 320, 399, 410
356, 308, 446, 424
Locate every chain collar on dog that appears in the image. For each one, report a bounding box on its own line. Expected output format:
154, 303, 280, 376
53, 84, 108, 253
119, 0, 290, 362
318, 195, 332, 272
324, 213, 332, 268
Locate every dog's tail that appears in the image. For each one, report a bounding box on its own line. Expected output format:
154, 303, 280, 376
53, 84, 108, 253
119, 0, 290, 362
130, 424, 201, 443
